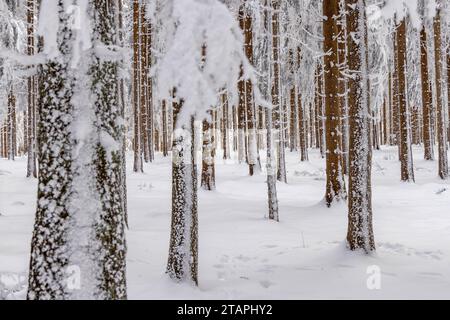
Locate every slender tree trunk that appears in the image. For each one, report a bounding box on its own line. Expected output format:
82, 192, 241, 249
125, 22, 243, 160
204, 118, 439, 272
1, 125, 7, 158
26, 0, 37, 177
201, 114, 216, 190
145, 14, 155, 162
241, 6, 260, 175
447, 52, 450, 143
132, 0, 143, 172
420, 24, 434, 160
396, 18, 415, 182
271, 0, 287, 183
162, 100, 169, 157
7, 89, 16, 161
393, 28, 400, 150
338, 0, 349, 174
289, 49, 298, 153
433, 10, 448, 179
346, 0, 375, 253
222, 92, 231, 160
117, 0, 128, 225
167, 100, 199, 285
323, 0, 346, 205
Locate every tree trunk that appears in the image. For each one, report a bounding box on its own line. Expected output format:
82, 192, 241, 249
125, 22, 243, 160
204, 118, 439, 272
27, 2, 75, 299
345, 0, 375, 253
7, 89, 16, 161
296, 47, 308, 162
132, 0, 143, 172
420, 24, 434, 160
90, 0, 128, 299
338, 0, 349, 174
271, 0, 287, 183
433, 10, 448, 179
26, 0, 37, 177
162, 100, 169, 157
139, 7, 150, 163
323, 0, 346, 205
222, 92, 231, 160
167, 99, 199, 285
396, 18, 415, 182
144, 13, 155, 162
201, 115, 216, 190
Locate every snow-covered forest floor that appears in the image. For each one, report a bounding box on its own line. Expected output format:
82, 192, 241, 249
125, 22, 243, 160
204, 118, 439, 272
1, 146, 450, 299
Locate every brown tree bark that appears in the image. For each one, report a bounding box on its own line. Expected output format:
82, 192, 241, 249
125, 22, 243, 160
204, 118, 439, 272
1, 125, 7, 158
392, 28, 400, 149
433, 10, 448, 179
289, 49, 298, 153
420, 24, 434, 160
162, 100, 169, 157
145, 14, 155, 162
7, 89, 16, 160
397, 18, 415, 182
346, 0, 375, 253
132, 0, 143, 172
139, 7, 150, 163
338, 0, 349, 173
323, 0, 346, 205
222, 92, 231, 160
243, 5, 259, 175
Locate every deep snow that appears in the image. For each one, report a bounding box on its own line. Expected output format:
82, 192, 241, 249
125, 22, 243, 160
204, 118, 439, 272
1, 146, 450, 299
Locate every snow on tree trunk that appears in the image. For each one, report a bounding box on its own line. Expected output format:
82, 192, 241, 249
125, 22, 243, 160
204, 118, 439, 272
221, 92, 231, 160
201, 114, 216, 191
241, 3, 260, 176
296, 47, 308, 162
28, 0, 127, 300
88, 0, 128, 299
162, 99, 169, 157
419, 21, 434, 161
26, 0, 37, 177
345, 0, 375, 253
323, 0, 346, 206
132, 0, 143, 173
7, 88, 16, 160
167, 101, 199, 285
397, 17, 415, 182
432, 9, 448, 179
271, 0, 287, 184
27, 0, 75, 299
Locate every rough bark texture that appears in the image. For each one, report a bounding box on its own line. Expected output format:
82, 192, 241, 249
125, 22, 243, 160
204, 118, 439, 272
7, 89, 16, 160
297, 49, 308, 161
420, 24, 434, 160
90, 0, 128, 299
345, 0, 375, 253
26, 0, 37, 177
167, 100, 199, 286
242, 4, 259, 175
201, 115, 216, 190
132, 0, 143, 172
271, 0, 287, 183
27, 2, 74, 299
323, 0, 346, 205
396, 19, 415, 182
433, 10, 448, 179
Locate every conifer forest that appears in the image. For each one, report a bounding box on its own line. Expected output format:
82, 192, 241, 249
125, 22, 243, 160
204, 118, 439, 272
1, 0, 450, 300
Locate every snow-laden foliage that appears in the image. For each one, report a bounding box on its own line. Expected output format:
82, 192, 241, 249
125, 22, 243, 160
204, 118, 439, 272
0, 0, 25, 120
156, 0, 248, 128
